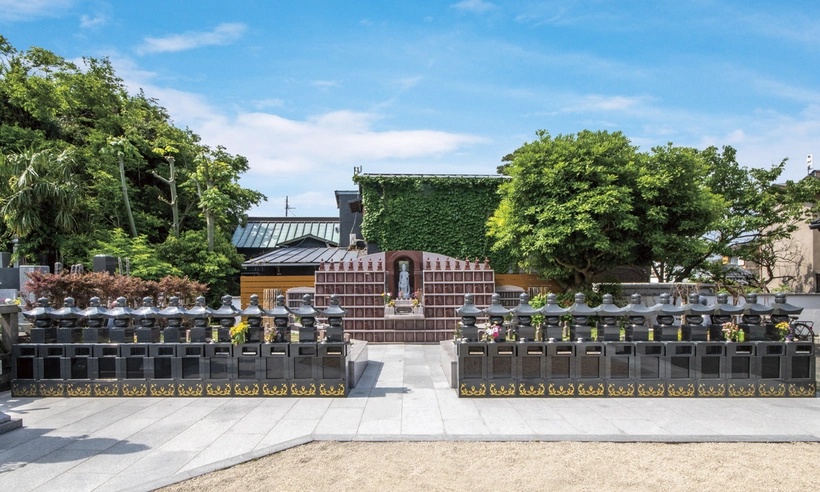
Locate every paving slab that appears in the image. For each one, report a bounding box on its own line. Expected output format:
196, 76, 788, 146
0, 343, 819, 491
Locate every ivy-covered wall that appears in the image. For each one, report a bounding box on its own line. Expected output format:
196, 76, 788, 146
352, 174, 513, 271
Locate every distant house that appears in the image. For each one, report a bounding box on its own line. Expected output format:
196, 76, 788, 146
758, 171, 820, 293
232, 191, 364, 306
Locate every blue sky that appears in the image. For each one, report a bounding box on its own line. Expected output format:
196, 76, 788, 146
2, 0, 819, 217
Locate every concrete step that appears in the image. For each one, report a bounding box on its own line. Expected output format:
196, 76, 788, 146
0, 415, 22, 435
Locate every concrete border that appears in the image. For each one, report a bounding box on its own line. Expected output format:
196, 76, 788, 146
347, 340, 369, 388
127, 432, 820, 492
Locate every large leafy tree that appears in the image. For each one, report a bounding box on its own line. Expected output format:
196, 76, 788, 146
490, 130, 649, 287
490, 130, 816, 290
0, 36, 264, 300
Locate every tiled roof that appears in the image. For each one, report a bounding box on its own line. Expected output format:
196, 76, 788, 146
242, 247, 362, 267
232, 218, 339, 249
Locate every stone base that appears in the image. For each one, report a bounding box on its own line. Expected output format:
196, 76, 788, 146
0, 412, 22, 435
384, 313, 425, 320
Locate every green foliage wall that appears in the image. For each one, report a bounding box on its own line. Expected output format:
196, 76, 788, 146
353, 175, 513, 271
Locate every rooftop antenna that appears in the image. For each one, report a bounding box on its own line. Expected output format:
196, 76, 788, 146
809, 154, 814, 175
285, 196, 296, 217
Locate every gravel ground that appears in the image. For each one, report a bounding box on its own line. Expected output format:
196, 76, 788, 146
161, 441, 820, 492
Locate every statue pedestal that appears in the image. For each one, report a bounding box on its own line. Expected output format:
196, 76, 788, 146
394, 299, 414, 315
384, 313, 425, 321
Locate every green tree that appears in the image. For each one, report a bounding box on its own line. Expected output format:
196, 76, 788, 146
186, 146, 265, 252
0, 35, 263, 290
491, 130, 818, 290
0, 148, 82, 257
158, 229, 244, 303
490, 130, 645, 288
89, 228, 183, 281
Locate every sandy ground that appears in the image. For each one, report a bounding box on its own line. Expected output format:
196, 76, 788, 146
160, 441, 820, 492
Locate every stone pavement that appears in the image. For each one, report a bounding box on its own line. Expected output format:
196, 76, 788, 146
1, 344, 820, 491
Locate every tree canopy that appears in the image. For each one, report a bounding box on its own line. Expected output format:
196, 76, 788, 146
490, 129, 818, 290
0, 36, 264, 301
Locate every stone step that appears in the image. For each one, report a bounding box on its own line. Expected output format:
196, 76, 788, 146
0, 415, 22, 435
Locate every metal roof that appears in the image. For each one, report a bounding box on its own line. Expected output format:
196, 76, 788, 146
232, 218, 339, 249
243, 247, 362, 267
357, 173, 507, 179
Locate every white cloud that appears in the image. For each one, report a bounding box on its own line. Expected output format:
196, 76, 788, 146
253, 98, 285, 109
452, 0, 496, 14
200, 110, 484, 175
136, 23, 247, 54
556, 94, 655, 113
0, 0, 73, 21
394, 76, 423, 91
310, 80, 340, 89
110, 54, 486, 215
80, 13, 107, 29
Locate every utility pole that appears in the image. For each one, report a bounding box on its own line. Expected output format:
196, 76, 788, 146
285, 196, 296, 217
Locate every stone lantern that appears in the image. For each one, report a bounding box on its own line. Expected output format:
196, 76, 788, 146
740, 293, 773, 341
133, 297, 161, 343
769, 293, 802, 340
682, 293, 714, 341
511, 293, 540, 342
184, 296, 213, 343
568, 293, 596, 342
52, 297, 82, 343
268, 295, 291, 343
652, 293, 684, 341
24, 297, 56, 344
456, 293, 483, 342
595, 294, 627, 341
321, 294, 347, 343
540, 293, 569, 341
80, 297, 108, 343
710, 293, 743, 341
483, 293, 511, 342
239, 294, 265, 343
158, 296, 186, 343
210, 295, 239, 343
624, 293, 653, 341
105, 297, 134, 343
288, 294, 321, 343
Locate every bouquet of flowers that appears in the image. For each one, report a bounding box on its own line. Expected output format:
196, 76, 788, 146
264, 328, 279, 343
775, 321, 793, 342
230, 321, 249, 345
721, 321, 740, 342
484, 322, 502, 341
381, 292, 393, 305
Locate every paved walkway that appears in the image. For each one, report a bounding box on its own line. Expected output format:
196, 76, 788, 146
1, 344, 820, 491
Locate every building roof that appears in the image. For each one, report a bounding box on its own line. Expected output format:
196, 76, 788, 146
232, 218, 339, 250
242, 247, 361, 267
356, 173, 507, 179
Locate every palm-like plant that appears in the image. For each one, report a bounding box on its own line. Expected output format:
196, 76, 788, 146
0, 148, 81, 238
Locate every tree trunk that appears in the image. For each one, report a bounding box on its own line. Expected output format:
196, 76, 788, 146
118, 155, 138, 238
153, 157, 179, 238
206, 210, 215, 253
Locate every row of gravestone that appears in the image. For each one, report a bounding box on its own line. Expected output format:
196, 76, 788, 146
455, 340, 816, 397
457, 292, 803, 342
22, 293, 347, 345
